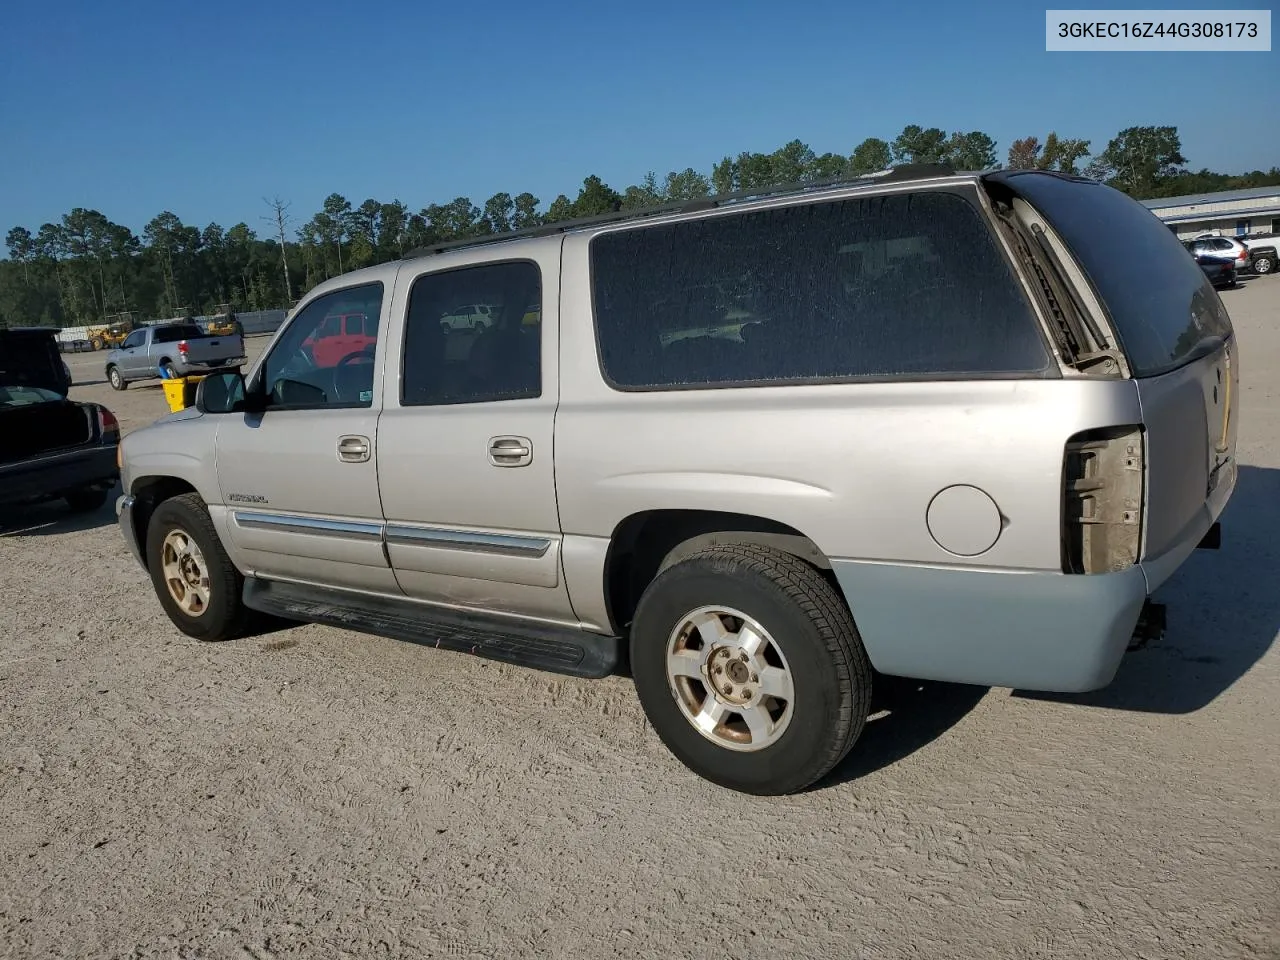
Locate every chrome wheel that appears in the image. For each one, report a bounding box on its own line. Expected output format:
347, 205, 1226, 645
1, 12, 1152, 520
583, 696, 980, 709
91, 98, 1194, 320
161, 528, 211, 617
665, 605, 795, 752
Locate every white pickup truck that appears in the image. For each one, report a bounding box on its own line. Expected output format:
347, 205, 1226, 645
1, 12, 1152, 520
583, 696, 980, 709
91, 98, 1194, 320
104, 322, 247, 390
1241, 236, 1277, 275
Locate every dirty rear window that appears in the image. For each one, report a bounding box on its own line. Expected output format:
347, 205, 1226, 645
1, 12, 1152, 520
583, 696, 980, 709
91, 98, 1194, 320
589, 189, 1053, 390
1002, 173, 1233, 377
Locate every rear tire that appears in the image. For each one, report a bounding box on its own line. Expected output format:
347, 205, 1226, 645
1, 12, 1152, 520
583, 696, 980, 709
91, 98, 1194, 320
159, 360, 178, 380
145, 492, 253, 642
65, 488, 108, 513
107, 365, 127, 390
1253, 254, 1275, 275
630, 543, 872, 795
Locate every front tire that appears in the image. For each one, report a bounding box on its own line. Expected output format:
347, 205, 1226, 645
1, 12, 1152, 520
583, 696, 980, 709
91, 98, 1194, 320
107, 365, 127, 390
145, 492, 252, 642
630, 543, 872, 795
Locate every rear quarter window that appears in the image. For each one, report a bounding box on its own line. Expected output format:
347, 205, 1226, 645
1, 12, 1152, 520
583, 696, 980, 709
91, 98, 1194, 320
999, 173, 1233, 378
589, 189, 1053, 390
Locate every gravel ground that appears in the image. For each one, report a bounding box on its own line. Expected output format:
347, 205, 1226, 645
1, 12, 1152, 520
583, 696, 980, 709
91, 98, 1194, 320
2, 282, 1278, 960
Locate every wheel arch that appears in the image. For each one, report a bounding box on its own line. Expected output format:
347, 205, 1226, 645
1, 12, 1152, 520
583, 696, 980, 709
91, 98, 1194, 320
602, 508, 839, 635
127, 474, 202, 560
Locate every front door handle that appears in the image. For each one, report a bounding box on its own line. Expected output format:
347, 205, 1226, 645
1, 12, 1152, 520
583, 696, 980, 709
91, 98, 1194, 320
337, 435, 371, 463
489, 436, 532, 467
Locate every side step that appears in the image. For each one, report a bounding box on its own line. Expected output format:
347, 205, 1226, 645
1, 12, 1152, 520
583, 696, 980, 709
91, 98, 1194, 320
243, 578, 622, 679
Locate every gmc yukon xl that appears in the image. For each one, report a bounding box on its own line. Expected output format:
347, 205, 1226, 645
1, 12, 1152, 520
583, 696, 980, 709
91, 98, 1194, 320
114, 167, 1239, 795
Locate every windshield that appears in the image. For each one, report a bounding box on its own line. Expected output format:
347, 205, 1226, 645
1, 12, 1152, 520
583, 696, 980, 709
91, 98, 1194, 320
0, 384, 64, 407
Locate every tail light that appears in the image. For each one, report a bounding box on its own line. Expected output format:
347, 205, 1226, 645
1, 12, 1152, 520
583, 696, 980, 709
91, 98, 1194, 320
98, 407, 120, 443
1062, 426, 1145, 574
178, 340, 190, 357
1238, 247, 1248, 261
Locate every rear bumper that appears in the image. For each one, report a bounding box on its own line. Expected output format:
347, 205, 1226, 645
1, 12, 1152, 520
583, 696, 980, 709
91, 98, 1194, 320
116, 493, 146, 570
0, 445, 118, 506
831, 499, 1229, 694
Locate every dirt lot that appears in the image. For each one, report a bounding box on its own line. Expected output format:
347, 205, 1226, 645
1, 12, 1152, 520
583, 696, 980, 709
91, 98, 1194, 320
3, 283, 1278, 960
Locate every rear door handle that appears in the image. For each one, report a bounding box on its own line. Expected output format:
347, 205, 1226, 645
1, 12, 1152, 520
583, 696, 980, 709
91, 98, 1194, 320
489, 436, 532, 467
337, 435, 371, 463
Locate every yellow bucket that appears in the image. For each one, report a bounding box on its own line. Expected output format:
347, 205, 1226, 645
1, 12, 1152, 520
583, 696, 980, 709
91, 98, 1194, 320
162, 375, 205, 413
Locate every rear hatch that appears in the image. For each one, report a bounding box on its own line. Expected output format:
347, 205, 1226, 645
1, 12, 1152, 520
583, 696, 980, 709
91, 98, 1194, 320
988, 172, 1237, 577
0, 329, 92, 463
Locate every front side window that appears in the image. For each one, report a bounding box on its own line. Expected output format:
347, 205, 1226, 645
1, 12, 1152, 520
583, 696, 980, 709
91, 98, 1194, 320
122, 331, 146, 350
401, 261, 542, 406
590, 190, 1052, 390
257, 282, 384, 409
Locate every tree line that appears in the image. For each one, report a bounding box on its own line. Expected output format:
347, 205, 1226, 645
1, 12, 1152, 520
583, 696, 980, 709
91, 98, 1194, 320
3, 123, 1277, 330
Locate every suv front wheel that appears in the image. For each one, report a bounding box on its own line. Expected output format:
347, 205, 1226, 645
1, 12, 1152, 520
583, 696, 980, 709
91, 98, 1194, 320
630, 543, 872, 795
145, 492, 253, 642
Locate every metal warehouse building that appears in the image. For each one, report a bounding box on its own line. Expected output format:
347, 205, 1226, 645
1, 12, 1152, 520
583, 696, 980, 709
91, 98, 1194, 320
1142, 185, 1280, 239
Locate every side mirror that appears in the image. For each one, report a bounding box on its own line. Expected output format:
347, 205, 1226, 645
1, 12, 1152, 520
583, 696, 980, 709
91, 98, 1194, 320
195, 371, 247, 414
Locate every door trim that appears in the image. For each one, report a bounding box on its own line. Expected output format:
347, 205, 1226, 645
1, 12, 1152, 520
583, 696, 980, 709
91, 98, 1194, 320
232, 511, 383, 542
384, 523, 552, 558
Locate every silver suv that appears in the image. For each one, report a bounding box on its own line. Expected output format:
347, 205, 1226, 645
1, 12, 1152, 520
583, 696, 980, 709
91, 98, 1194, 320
115, 167, 1239, 795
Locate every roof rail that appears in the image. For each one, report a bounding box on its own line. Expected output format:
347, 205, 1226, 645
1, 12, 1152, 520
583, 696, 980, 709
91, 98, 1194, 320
401, 163, 958, 260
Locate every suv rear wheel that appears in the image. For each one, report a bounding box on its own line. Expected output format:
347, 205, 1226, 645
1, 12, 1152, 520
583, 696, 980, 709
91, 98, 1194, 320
145, 493, 253, 642
630, 543, 872, 795
1253, 253, 1275, 275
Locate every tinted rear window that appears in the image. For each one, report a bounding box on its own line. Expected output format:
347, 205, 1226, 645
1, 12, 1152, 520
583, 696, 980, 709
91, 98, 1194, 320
154, 324, 203, 343
590, 189, 1052, 390
1001, 173, 1233, 377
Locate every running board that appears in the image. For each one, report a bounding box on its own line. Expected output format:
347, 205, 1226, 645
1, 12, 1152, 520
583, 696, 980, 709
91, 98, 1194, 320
243, 578, 621, 679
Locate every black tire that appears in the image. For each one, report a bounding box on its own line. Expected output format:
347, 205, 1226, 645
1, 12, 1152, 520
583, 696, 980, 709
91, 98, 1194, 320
159, 360, 178, 380
1253, 254, 1274, 275
630, 543, 872, 795
64, 488, 108, 513
107, 365, 127, 391
145, 492, 252, 642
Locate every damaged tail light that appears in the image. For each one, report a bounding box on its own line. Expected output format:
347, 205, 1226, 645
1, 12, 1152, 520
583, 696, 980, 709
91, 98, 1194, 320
98, 407, 120, 443
1062, 426, 1145, 574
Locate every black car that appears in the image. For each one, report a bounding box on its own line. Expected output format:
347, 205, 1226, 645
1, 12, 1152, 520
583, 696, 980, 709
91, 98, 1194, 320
1181, 241, 1237, 290
0, 327, 120, 513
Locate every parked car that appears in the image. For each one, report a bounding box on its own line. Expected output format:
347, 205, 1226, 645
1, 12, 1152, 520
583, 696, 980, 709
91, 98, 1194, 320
115, 168, 1237, 795
1240, 237, 1277, 275
300, 310, 377, 367
1, 327, 120, 514
1182, 242, 1237, 289
1188, 235, 1251, 275
105, 321, 247, 390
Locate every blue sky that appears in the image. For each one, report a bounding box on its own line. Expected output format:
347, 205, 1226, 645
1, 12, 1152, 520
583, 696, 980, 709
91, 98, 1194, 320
1, 0, 1276, 238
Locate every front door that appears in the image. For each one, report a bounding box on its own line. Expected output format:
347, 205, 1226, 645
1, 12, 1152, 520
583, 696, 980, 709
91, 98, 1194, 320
376, 253, 575, 623
214, 279, 399, 594
116, 329, 148, 377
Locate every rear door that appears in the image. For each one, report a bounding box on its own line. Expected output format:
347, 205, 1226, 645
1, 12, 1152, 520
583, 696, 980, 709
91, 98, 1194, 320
376, 248, 574, 623
997, 173, 1238, 581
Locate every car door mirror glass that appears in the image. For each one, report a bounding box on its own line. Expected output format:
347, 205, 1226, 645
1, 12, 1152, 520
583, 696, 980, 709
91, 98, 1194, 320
196, 372, 246, 414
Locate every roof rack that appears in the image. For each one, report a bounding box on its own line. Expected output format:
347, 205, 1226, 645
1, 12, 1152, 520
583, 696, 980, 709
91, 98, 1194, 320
401, 163, 958, 260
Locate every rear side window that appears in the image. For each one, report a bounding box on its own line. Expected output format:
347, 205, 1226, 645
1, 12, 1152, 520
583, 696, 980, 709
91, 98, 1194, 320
590, 190, 1052, 390
401, 261, 542, 406
1002, 174, 1233, 377
154, 325, 202, 344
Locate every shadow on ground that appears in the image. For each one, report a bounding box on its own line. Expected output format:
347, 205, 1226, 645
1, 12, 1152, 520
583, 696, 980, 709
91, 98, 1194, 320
1016, 464, 1279, 715
820, 675, 989, 787
0, 483, 120, 537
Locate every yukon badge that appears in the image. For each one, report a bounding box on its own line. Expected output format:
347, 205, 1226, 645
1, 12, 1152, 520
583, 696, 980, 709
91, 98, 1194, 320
228, 492, 269, 504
